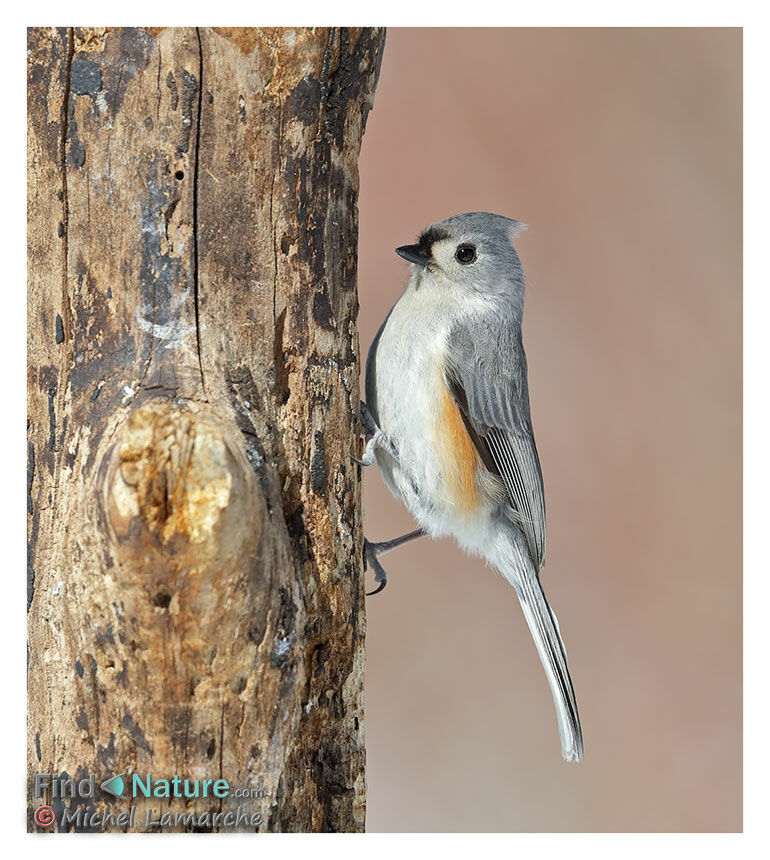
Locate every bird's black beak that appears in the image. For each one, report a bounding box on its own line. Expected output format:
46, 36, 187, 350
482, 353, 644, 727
395, 244, 431, 266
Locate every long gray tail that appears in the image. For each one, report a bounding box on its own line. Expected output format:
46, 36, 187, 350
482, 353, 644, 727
515, 569, 584, 762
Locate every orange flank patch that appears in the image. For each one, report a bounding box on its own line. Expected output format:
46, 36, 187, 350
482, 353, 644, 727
436, 379, 482, 515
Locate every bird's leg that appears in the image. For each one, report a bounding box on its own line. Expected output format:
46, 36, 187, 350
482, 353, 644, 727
364, 528, 425, 595
354, 400, 399, 466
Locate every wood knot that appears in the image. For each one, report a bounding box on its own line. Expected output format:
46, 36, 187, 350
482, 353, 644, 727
104, 400, 261, 564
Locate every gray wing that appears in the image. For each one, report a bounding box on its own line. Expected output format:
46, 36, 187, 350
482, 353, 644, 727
445, 321, 546, 569
364, 306, 395, 427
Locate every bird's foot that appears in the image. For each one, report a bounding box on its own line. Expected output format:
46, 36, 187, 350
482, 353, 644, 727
363, 529, 425, 595
364, 539, 389, 595
353, 401, 399, 466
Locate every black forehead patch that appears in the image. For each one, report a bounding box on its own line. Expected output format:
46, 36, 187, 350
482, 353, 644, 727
417, 226, 450, 257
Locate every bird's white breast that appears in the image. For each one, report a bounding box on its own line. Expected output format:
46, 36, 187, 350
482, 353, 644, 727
372, 282, 496, 551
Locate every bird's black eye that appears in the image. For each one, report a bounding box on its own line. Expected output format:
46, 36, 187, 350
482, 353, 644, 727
455, 244, 477, 264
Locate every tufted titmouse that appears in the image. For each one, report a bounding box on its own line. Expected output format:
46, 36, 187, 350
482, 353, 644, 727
358, 212, 583, 762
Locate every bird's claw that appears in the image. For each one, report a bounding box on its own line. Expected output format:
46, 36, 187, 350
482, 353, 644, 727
353, 401, 399, 466
352, 433, 378, 467
352, 428, 398, 466
362, 530, 424, 596
364, 538, 388, 595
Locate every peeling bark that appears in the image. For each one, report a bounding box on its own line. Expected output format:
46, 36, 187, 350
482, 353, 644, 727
27, 26, 385, 833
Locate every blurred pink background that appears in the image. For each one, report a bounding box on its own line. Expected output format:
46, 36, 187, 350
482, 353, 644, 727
357, 28, 741, 832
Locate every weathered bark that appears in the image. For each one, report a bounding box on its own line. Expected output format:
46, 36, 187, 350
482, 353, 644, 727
27, 26, 384, 833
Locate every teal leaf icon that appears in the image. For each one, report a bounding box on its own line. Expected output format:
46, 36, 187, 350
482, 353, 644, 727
101, 774, 125, 797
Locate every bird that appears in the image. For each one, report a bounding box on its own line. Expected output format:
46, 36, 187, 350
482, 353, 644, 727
357, 212, 584, 762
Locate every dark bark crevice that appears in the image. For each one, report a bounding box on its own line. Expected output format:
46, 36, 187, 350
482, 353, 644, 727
192, 27, 206, 396
59, 28, 74, 344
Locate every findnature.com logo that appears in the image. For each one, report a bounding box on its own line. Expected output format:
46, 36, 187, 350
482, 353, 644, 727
31, 772, 266, 831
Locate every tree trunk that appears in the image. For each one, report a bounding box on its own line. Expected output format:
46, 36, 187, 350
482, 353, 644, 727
27, 26, 384, 833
